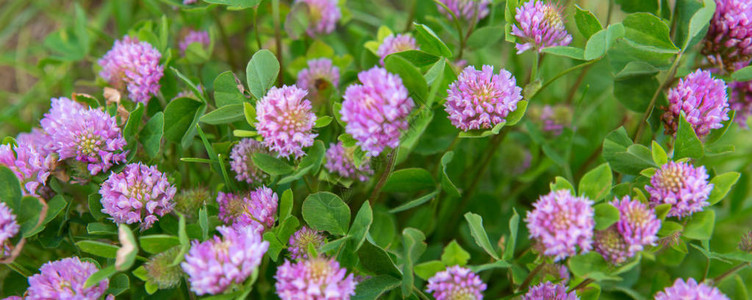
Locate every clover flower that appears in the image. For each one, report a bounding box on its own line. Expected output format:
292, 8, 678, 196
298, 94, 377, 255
0, 142, 51, 197
702, 0, 752, 70
663, 69, 730, 137
98, 36, 164, 104
511, 0, 572, 54
376, 34, 418, 65
324, 142, 373, 182
181, 226, 269, 295
99, 163, 177, 230
526, 189, 595, 261
144, 246, 184, 289
426, 266, 486, 300
340, 67, 414, 156
540, 105, 572, 136
288, 226, 326, 260
730, 61, 752, 127
612, 196, 660, 254
522, 281, 579, 300
435, 0, 491, 22
179, 30, 210, 56
646, 161, 713, 218
296, 58, 340, 101
0, 203, 19, 256
275, 257, 357, 299
256, 85, 317, 158
217, 186, 278, 232
27, 257, 109, 299
16, 128, 53, 157
40, 97, 127, 176
294, 0, 341, 36
444, 65, 523, 131
654, 278, 729, 300
229, 138, 270, 185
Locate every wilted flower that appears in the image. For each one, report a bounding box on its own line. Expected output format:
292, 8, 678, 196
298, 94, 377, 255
341, 67, 414, 156
275, 257, 357, 299
739, 231, 752, 252
526, 189, 595, 261
0, 143, 51, 197
98, 36, 164, 104
99, 163, 177, 230
256, 85, 317, 158
646, 161, 713, 218
377, 34, 418, 65
0, 203, 19, 256
324, 142, 373, 181
173, 187, 211, 221
179, 30, 210, 56
521, 281, 579, 300
217, 186, 278, 232
663, 69, 730, 137
288, 226, 326, 260
444, 65, 523, 131
181, 226, 269, 295
702, 0, 752, 70
144, 246, 184, 289
27, 257, 109, 299
426, 266, 486, 300
296, 58, 340, 102
435, 0, 491, 22
654, 278, 729, 300
230, 138, 270, 185
295, 0, 342, 36
511, 0, 572, 54
40, 97, 127, 176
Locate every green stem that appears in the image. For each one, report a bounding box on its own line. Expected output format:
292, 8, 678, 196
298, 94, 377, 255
713, 262, 750, 283
253, 7, 262, 50
517, 262, 545, 292
530, 52, 540, 83
8, 261, 31, 277
213, 8, 238, 71
462, 127, 510, 205
569, 278, 595, 293
368, 149, 397, 203
534, 59, 599, 99
633, 51, 684, 143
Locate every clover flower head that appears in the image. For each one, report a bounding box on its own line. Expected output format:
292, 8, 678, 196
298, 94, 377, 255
296, 58, 340, 101
341, 67, 415, 156
594, 226, 630, 265
0, 142, 51, 197
27, 257, 109, 300
377, 34, 418, 65
612, 196, 661, 254
436, 0, 492, 22
275, 257, 357, 300
179, 30, 210, 56
230, 138, 270, 185
521, 281, 579, 300
99, 163, 177, 230
217, 186, 278, 232
295, 0, 342, 36
324, 142, 373, 181
288, 226, 326, 260
144, 246, 183, 289
98, 36, 164, 104
730, 61, 752, 127
646, 161, 713, 218
654, 278, 729, 300
256, 85, 317, 158
444, 65, 523, 131
511, 0, 572, 54
0, 203, 19, 255
181, 226, 269, 295
426, 266, 486, 300
663, 69, 730, 137
16, 128, 53, 157
702, 0, 752, 70
526, 189, 595, 261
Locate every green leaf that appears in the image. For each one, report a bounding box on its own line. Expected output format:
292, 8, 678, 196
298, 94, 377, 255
251, 153, 294, 176
200, 104, 244, 124
568, 252, 621, 281
389, 190, 439, 213
622, 13, 679, 53
84, 265, 117, 289
139, 235, 181, 254
87, 223, 117, 235
284, 1, 310, 40
199, 207, 209, 241
706, 111, 735, 145
244, 102, 257, 126
352, 275, 401, 300
279, 189, 293, 221
170, 67, 206, 103
213, 71, 245, 107
466, 26, 504, 50
594, 203, 621, 230
602, 127, 657, 175
263, 231, 285, 262
584, 24, 625, 60
413, 23, 452, 58
77, 241, 119, 258
347, 202, 373, 252
115, 225, 138, 271
654, 203, 672, 220
140, 112, 164, 158
440, 151, 460, 197
123, 103, 144, 144
401, 228, 427, 296
246, 49, 280, 99
88, 194, 108, 221
574, 5, 603, 39
414, 261, 446, 280
302, 192, 351, 235
578, 163, 613, 201
441, 240, 471, 266
314, 116, 333, 128
733, 66, 752, 81
0, 166, 22, 210
382, 168, 435, 193
357, 239, 402, 277
202, 0, 260, 9
458, 121, 506, 139
394, 50, 441, 68
684, 0, 716, 49
613, 74, 660, 112
17, 196, 45, 237
542, 46, 585, 60
652, 141, 669, 165
683, 210, 715, 240
675, 113, 704, 160
464, 212, 500, 260
550, 176, 575, 193
163, 97, 204, 144
616, 0, 658, 14
469, 260, 512, 273
503, 209, 519, 261
614, 61, 660, 79
106, 273, 130, 296
384, 55, 428, 103
708, 172, 741, 205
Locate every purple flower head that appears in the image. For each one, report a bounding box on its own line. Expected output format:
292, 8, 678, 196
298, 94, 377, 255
511, 0, 572, 54
0, 142, 51, 197
654, 278, 729, 300
181, 226, 269, 295
40, 97, 128, 176
612, 196, 661, 254
324, 142, 373, 182
295, 0, 341, 36
275, 257, 358, 300
99, 163, 177, 230
16, 128, 53, 157
444, 65, 523, 131
426, 266, 486, 300
663, 69, 730, 137
288, 226, 326, 260
341, 67, 415, 156
256, 85, 317, 158
230, 138, 270, 185
98, 36, 164, 104
526, 189, 595, 261
27, 257, 109, 300
0, 203, 19, 255
217, 186, 278, 233
703, 0, 752, 70
521, 281, 579, 300
436, 0, 491, 22
377, 34, 418, 65
144, 246, 183, 289
296, 58, 340, 101
646, 161, 713, 218
179, 30, 210, 56
730, 61, 752, 126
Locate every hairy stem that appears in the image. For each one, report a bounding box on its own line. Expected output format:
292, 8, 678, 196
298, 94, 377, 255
517, 262, 546, 292
368, 149, 397, 203
713, 262, 751, 283
633, 52, 683, 143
